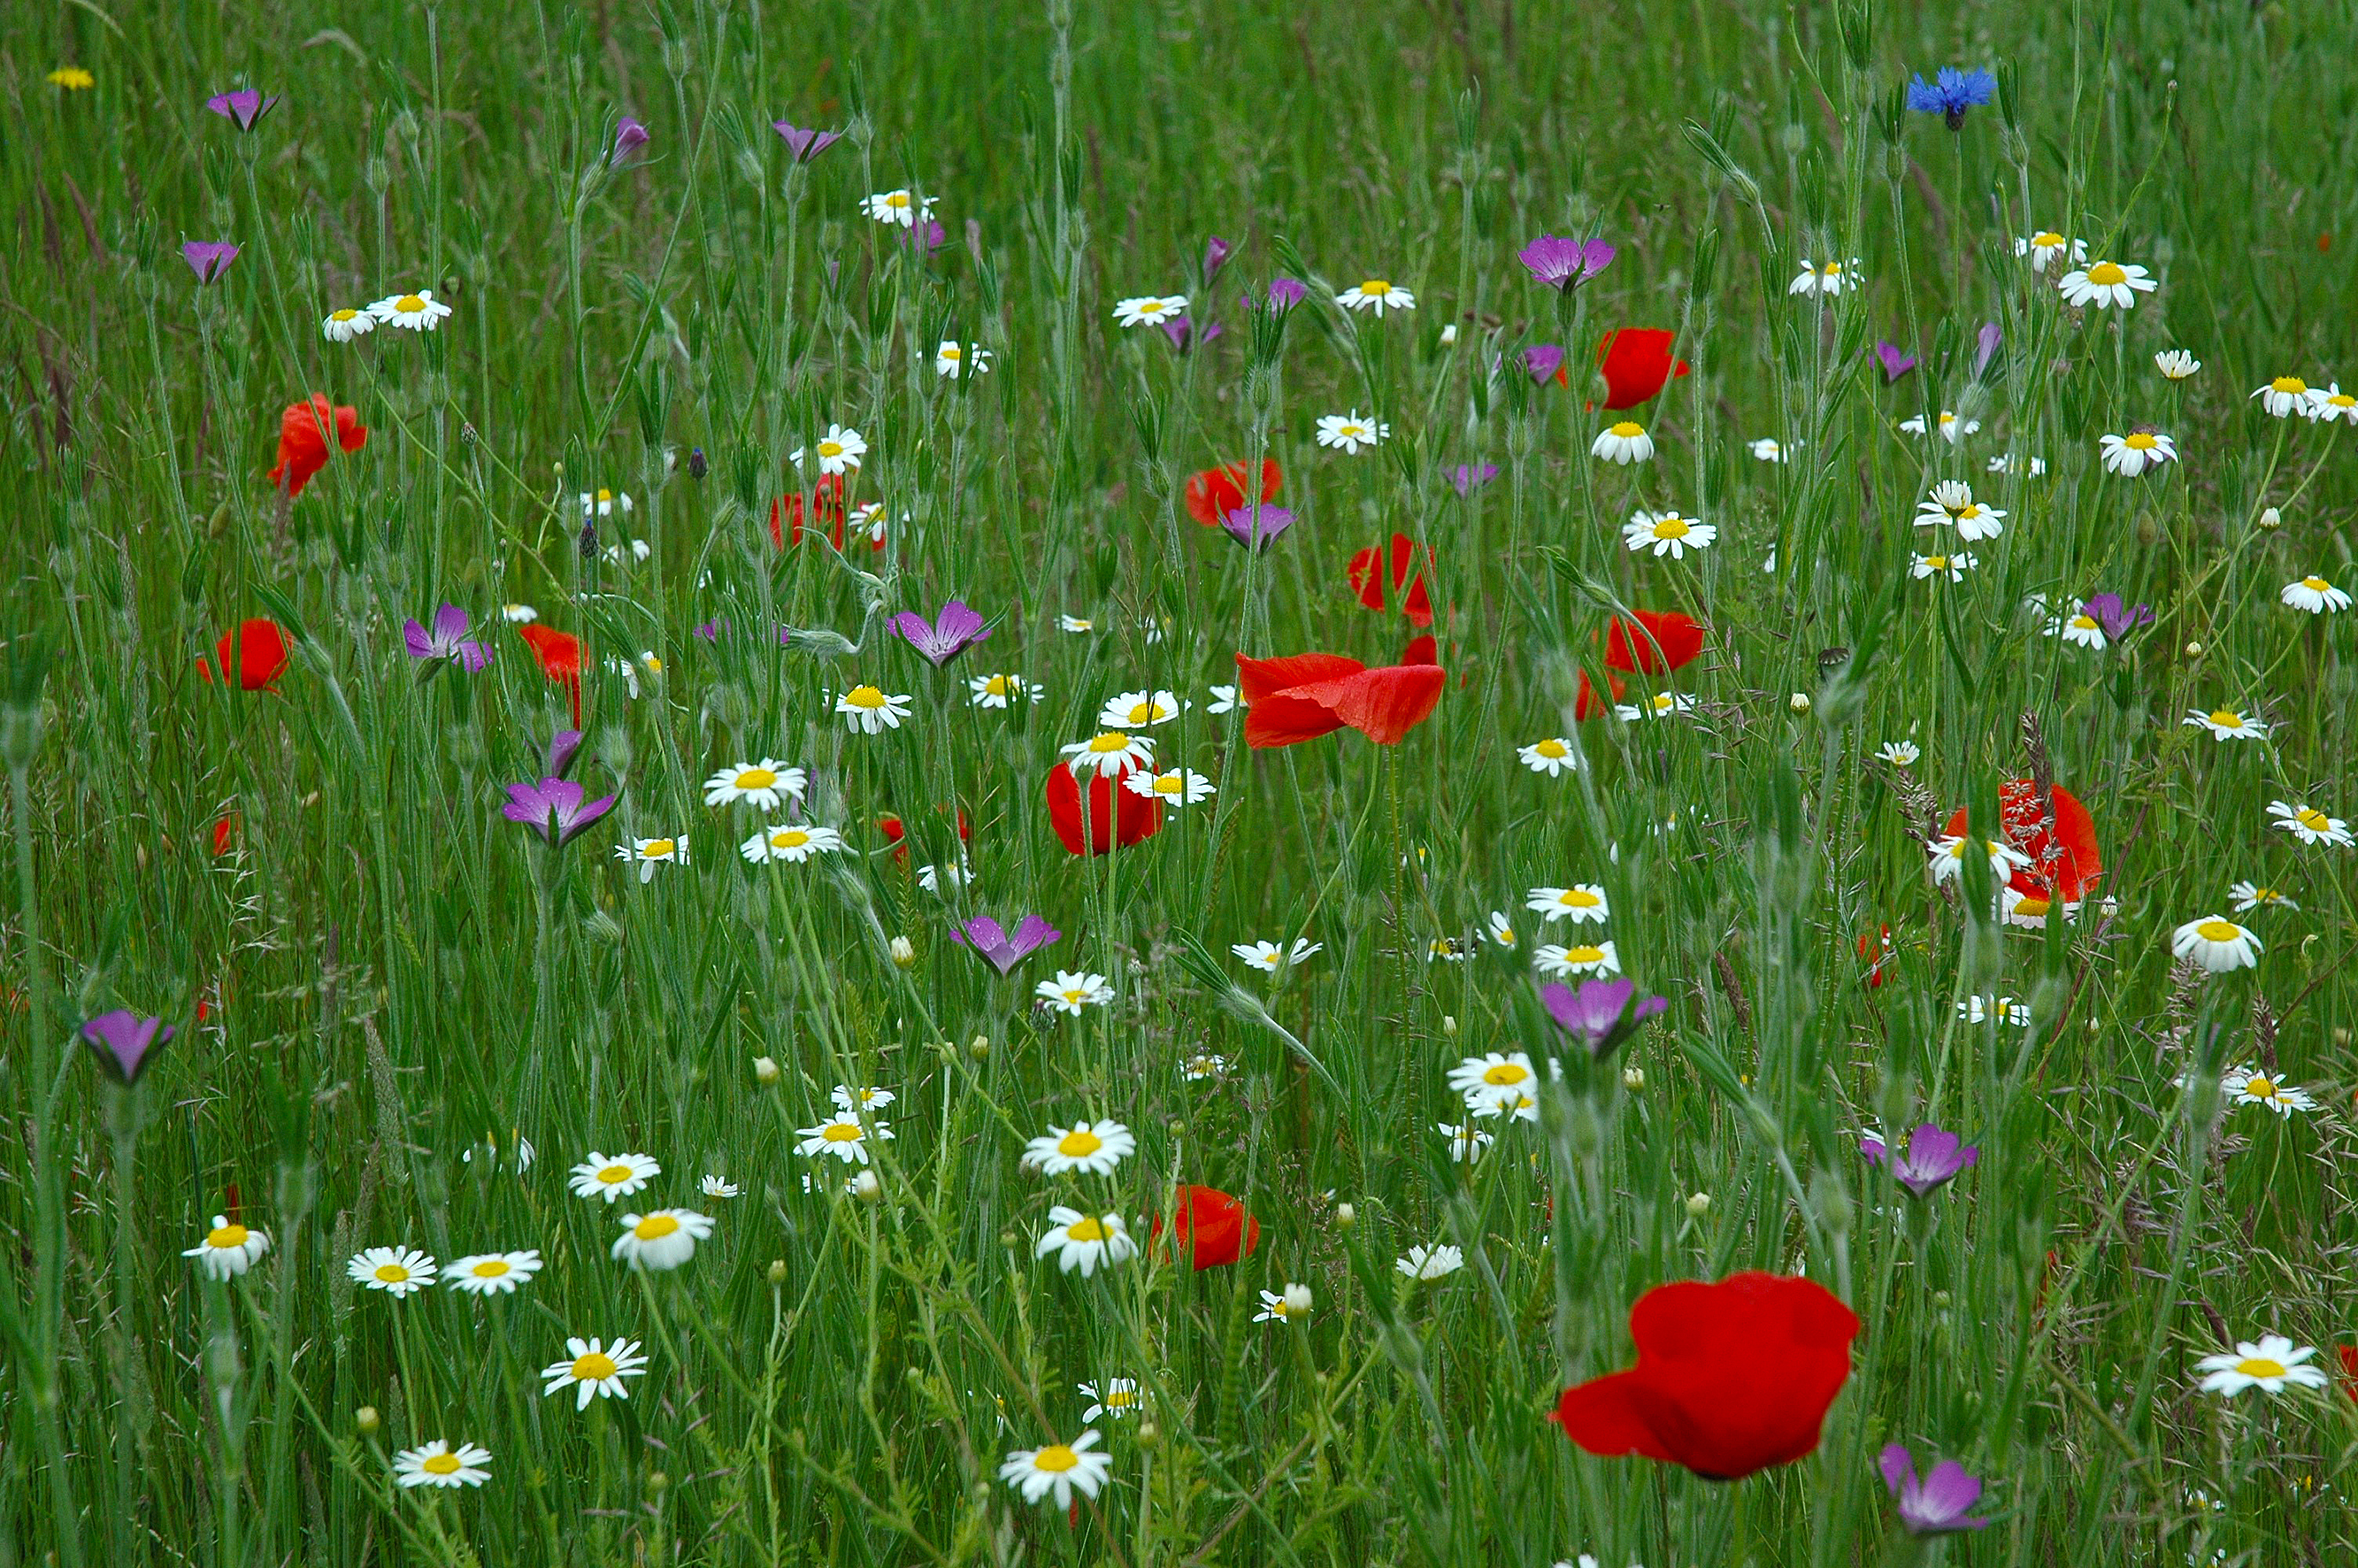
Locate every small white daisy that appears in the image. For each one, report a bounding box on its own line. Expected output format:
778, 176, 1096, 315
183, 1215, 271, 1280
1060, 731, 1155, 778
541, 1336, 649, 1410
1035, 1209, 1137, 1276
2230, 880, 2297, 913
1316, 411, 1388, 454
2269, 800, 2352, 849
1525, 884, 1609, 924
1787, 258, 1857, 296
2221, 1066, 2317, 1118
444, 1249, 542, 1296
1338, 279, 1416, 315
1590, 421, 1654, 464
793, 423, 868, 474
2057, 259, 2155, 311
863, 189, 936, 227
1034, 970, 1115, 1015
1517, 737, 1578, 776
1097, 688, 1186, 728
703, 760, 805, 811
1021, 1118, 1135, 1176
369, 290, 454, 330
1623, 510, 1717, 558
568, 1151, 660, 1203
740, 824, 845, 864
2170, 916, 2262, 972
2251, 376, 2311, 419
347, 1246, 438, 1298
2280, 575, 2351, 614
2099, 430, 2176, 476
2153, 349, 2201, 380
321, 306, 376, 342
795, 1114, 892, 1164
1122, 768, 1217, 806
1111, 294, 1189, 327
611, 1209, 715, 1272
614, 834, 687, 882
1395, 1243, 1463, 1280
968, 672, 1039, 708
1900, 411, 1980, 443
1876, 741, 1920, 767
998, 1431, 1111, 1508
834, 684, 912, 733
1230, 938, 1322, 975
393, 1440, 492, 1489
2194, 1335, 2327, 1396
935, 340, 993, 378
1534, 941, 1620, 978
2016, 231, 2085, 273
2182, 707, 2268, 742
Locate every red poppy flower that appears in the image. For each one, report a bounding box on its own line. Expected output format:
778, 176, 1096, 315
1151, 1184, 1260, 1270
1183, 457, 1281, 528
770, 474, 847, 550
1857, 925, 1893, 988
1939, 780, 2102, 902
197, 619, 291, 691
879, 807, 972, 865
517, 624, 584, 726
1401, 634, 1438, 666
1348, 534, 1435, 628
1604, 610, 1705, 675
1552, 1272, 1860, 1480
1046, 759, 1164, 856
2338, 1344, 2358, 1403
211, 812, 238, 857
266, 395, 367, 497
1235, 651, 1444, 748
1594, 329, 1690, 411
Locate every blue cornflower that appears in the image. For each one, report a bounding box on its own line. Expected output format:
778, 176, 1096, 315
1906, 66, 1998, 129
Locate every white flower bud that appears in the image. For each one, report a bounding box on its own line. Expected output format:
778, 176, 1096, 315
753, 1055, 781, 1084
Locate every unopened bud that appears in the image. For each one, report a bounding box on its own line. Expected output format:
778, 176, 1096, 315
2257, 506, 2282, 530
1441, 1015, 1457, 1037
753, 1055, 780, 1084
687, 446, 708, 480
889, 934, 916, 969
1789, 691, 1811, 713
1334, 1202, 1356, 1230
969, 1034, 990, 1060
1622, 1065, 1646, 1091
1685, 1192, 1711, 1218
2184, 641, 2202, 657
766, 1258, 788, 1284
1136, 1419, 1161, 1449
647, 1471, 670, 1495
1282, 1282, 1314, 1316
355, 1405, 381, 1435
853, 1170, 881, 1203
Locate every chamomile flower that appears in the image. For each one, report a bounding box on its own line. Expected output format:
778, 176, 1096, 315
864, 189, 936, 227
740, 823, 845, 864
445, 1250, 542, 1296
2222, 1066, 2317, 1117
1915, 480, 2006, 540
184, 1215, 271, 1280
1035, 970, 1115, 1014
580, 488, 634, 519
1428, 936, 1471, 963
1525, 884, 1609, 924
369, 290, 454, 330
2170, 916, 2262, 972
1624, 510, 1716, 558
2057, 258, 2155, 311
2251, 376, 2310, 418
541, 1336, 649, 1410
1911, 552, 1977, 582
2016, 231, 2086, 272
1079, 1379, 1145, 1419
2280, 575, 2351, 614
1206, 683, 1242, 713
1035, 1210, 1136, 1276
1181, 1052, 1232, 1081
834, 684, 912, 733
796, 1115, 891, 1164
393, 1440, 492, 1489
613, 834, 687, 882
2194, 1336, 2327, 1396
1097, 688, 1186, 728
700, 1175, 741, 1199
2100, 430, 2177, 476
2308, 383, 2358, 423
1900, 411, 1980, 443
1473, 1088, 1540, 1123
703, 760, 804, 811
2230, 880, 2297, 913
2001, 888, 2073, 928
1059, 615, 1095, 634
1957, 995, 2032, 1027
1591, 421, 1654, 464
2269, 800, 2352, 848
935, 340, 992, 378
1437, 1121, 1495, 1164
2183, 707, 2268, 742
1787, 259, 1858, 296
1448, 1051, 1538, 1110
969, 672, 1040, 708
1122, 768, 1217, 806
1060, 731, 1155, 778
611, 1209, 714, 1272
1876, 741, 1921, 767
793, 424, 868, 474
1231, 938, 1322, 974
1927, 834, 2031, 887
1022, 1118, 1135, 1176
1485, 911, 1517, 948
1985, 452, 2047, 475
1255, 1286, 1315, 1325
2047, 607, 2108, 649
1395, 1243, 1463, 1280
1747, 437, 1794, 462
348, 1247, 438, 1297
1111, 294, 1188, 327
1616, 691, 1695, 721
2154, 349, 2201, 380
1517, 737, 1578, 776
570, 1152, 660, 1203
1534, 941, 1620, 978
321, 306, 376, 342
1316, 411, 1388, 453
832, 1084, 898, 1113
999, 1432, 1111, 1509
1338, 279, 1416, 314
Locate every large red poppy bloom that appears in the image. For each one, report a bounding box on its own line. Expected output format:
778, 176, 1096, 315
267, 395, 367, 497
1553, 1272, 1860, 1480
1235, 651, 1444, 748
770, 474, 847, 550
1183, 457, 1281, 528
1151, 1185, 1260, 1270
1348, 534, 1435, 628
1046, 758, 1164, 856
198, 619, 292, 691
517, 624, 583, 726
1575, 609, 1706, 719
1939, 780, 2102, 902
1595, 329, 1690, 411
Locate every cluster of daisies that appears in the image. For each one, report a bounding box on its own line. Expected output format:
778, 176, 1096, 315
320, 289, 455, 341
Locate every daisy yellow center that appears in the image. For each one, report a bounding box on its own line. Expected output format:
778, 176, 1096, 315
1651, 517, 1692, 540
1087, 732, 1133, 753
2032, 232, 2065, 248
1340, 424, 1364, 436
1609, 421, 1644, 438
1937, 413, 1957, 426
1649, 694, 1675, 712
1822, 263, 1843, 275
1361, 281, 1392, 295
884, 192, 910, 209
641, 838, 675, 859
1056, 1129, 1105, 1158
423, 1452, 463, 1476
941, 345, 962, 360
374, 1263, 411, 1283
1125, 701, 1163, 723
1555, 889, 1600, 908
985, 675, 1014, 695
395, 295, 426, 313
207, 1224, 249, 1249
2301, 576, 2329, 590
1482, 1063, 1530, 1086
1957, 504, 1983, 519
598, 1164, 635, 1184
2296, 808, 2330, 830
2234, 1357, 2286, 1380
2071, 615, 2098, 631
2250, 888, 2280, 903
1564, 945, 1605, 965
2270, 376, 2307, 395
470, 1259, 511, 1278
845, 685, 887, 708
2330, 393, 2356, 407
330, 308, 360, 322
633, 1214, 681, 1241
1151, 776, 1182, 796
818, 440, 843, 457
2124, 432, 2157, 450
1926, 556, 1950, 570
821, 1122, 862, 1142
1065, 1217, 1108, 1241
2085, 262, 2126, 286
735, 767, 776, 789
2246, 1075, 2277, 1098
1267, 1299, 1293, 1317
572, 1352, 618, 1381
772, 829, 810, 849
1103, 1387, 1139, 1407
2195, 919, 2243, 942
1033, 1445, 1080, 1473
2208, 710, 2243, 728
1061, 988, 1088, 1003
2016, 896, 2051, 918
596, 488, 613, 503
1535, 739, 1567, 758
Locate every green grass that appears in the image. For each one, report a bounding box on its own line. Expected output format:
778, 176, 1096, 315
5, 0, 2358, 1563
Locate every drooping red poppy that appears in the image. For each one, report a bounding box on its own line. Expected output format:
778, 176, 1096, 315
1594, 329, 1690, 411
879, 806, 972, 866
1552, 1272, 1860, 1480
770, 474, 847, 550
197, 619, 291, 691
1151, 1184, 1260, 1270
1045, 759, 1163, 856
1575, 609, 1705, 719
1183, 457, 1281, 528
517, 624, 583, 726
1939, 780, 2102, 903
1857, 925, 1893, 988
266, 395, 367, 497
1235, 651, 1445, 749
1348, 534, 1435, 628
211, 812, 238, 857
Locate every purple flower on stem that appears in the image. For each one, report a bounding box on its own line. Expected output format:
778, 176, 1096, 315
1518, 234, 1617, 291
1973, 320, 2002, 377
952, 915, 1062, 976
1449, 463, 1501, 497
204, 89, 280, 131
545, 729, 585, 777
772, 122, 844, 164
611, 117, 650, 167
1905, 66, 1999, 130
1860, 1122, 1978, 1197
1256, 277, 1308, 312
1878, 1445, 1993, 1535
81, 1011, 173, 1085
1219, 503, 1295, 550
182, 242, 240, 284
403, 603, 492, 673
1161, 316, 1224, 354
892, 600, 991, 666
1873, 341, 1918, 382
1539, 977, 1667, 1057
501, 775, 617, 849
900, 218, 949, 258
2081, 593, 2152, 641
1202, 235, 1233, 283
1521, 344, 1566, 384
694, 619, 724, 642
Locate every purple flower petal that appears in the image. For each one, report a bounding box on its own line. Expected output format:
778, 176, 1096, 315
1203, 235, 1233, 282
1265, 277, 1307, 311
1006, 914, 1062, 957
1448, 463, 1500, 497
546, 730, 584, 777
1219, 503, 1294, 550
204, 89, 280, 131
182, 241, 240, 283
1874, 341, 1918, 383
1973, 320, 2002, 377
403, 619, 437, 661
81, 1010, 173, 1084
894, 600, 991, 666
1522, 344, 1566, 384
611, 116, 649, 167
1878, 1443, 1913, 1498
1518, 234, 1616, 290
772, 122, 844, 164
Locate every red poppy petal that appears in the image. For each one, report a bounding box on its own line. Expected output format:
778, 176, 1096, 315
1604, 611, 1704, 674
1236, 652, 1363, 704
1317, 665, 1445, 745
1573, 670, 1627, 721
1597, 328, 1688, 411
1401, 634, 1438, 665
1244, 693, 1348, 749
1552, 1371, 1674, 1462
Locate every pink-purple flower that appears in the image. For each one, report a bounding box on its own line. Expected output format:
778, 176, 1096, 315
611, 117, 649, 167
1878, 1444, 1992, 1534
501, 774, 618, 849
1518, 234, 1616, 291
772, 122, 844, 164
1162, 316, 1223, 354
1449, 463, 1500, 496
892, 600, 991, 666
1874, 341, 1918, 382
204, 88, 279, 132
183, 242, 240, 284
1860, 1122, 1978, 1197
2081, 593, 2153, 641
953, 915, 1062, 975
1521, 344, 1566, 384
403, 603, 492, 673
1202, 235, 1233, 283
81, 1011, 173, 1085
1539, 978, 1667, 1057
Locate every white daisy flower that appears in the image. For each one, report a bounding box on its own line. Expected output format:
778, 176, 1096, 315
2221, 1066, 2317, 1118
2194, 1335, 2327, 1396
611, 1209, 715, 1272
1122, 768, 1216, 807
968, 672, 1039, 708
697, 1175, 740, 1200
1060, 731, 1154, 778
569, 1151, 660, 1203
833, 684, 911, 733
1914, 480, 2006, 540
1111, 294, 1188, 327
1957, 995, 2032, 1027
703, 759, 804, 811
1900, 411, 1980, 443
1079, 1377, 1146, 1418
998, 1431, 1111, 1508
2308, 383, 2358, 423
2182, 707, 2268, 742
1206, 683, 1243, 714
1910, 552, 1977, 582
1876, 741, 1920, 767
1534, 940, 1620, 978
935, 340, 992, 378
1485, 911, 1517, 948
1035, 1209, 1136, 1276
1623, 510, 1717, 558
1231, 938, 1322, 974
580, 488, 634, 519
863, 189, 936, 227
1316, 411, 1388, 454
2280, 575, 2351, 614
1059, 615, 1095, 634
2230, 880, 2297, 913
2153, 349, 2201, 380
1448, 1051, 1537, 1110
183, 1215, 271, 1280
1525, 884, 1609, 924
369, 290, 454, 330
321, 306, 376, 342
2057, 259, 2155, 310
445, 1249, 542, 1296
1787, 258, 1858, 296
1097, 688, 1186, 728
2099, 430, 2176, 476
1255, 1285, 1315, 1324
1615, 691, 1695, 721
2015, 231, 2085, 273
1747, 437, 1794, 462
614, 834, 687, 882
2251, 376, 2311, 418
1338, 279, 1416, 315
393, 1439, 492, 1489
1517, 737, 1578, 776
792, 424, 867, 474
540, 1336, 649, 1410
348, 1246, 437, 1297
1034, 970, 1115, 1015
1436, 1121, 1495, 1164
1590, 420, 1654, 464
2046, 607, 2108, 649
2269, 800, 2352, 848
2170, 916, 2262, 972
1985, 452, 2046, 475
1021, 1118, 1134, 1176
796, 1113, 892, 1164
740, 824, 845, 864
1395, 1243, 1463, 1280
501, 603, 539, 624
1927, 834, 2032, 888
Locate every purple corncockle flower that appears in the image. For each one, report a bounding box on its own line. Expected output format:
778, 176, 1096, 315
611, 117, 649, 167
1973, 321, 2002, 377
1202, 235, 1233, 282
501, 775, 617, 848
892, 600, 991, 666
1874, 341, 1917, 382
1539, 977, 1668, 1057
1259, 277, 1308, 311
1449, 463, 1501, 496
772, 122, 844, 164
1878, 1445, 1993, 1535
1861, 1122, 1978, 1196
1161, 316, 1224, 353
694, 619, 724, 642
1522, 344, 1566, 384
2080, 593, 2153, 641
901, 218, 949, 258
182, 242, 240, 284
403, 603, 492, 673
204, 89, 280, 131
1906, 66, 1999, 130
1219, 503, 1294, 550
81, 1011, 173, 1085
952, 914, 1062, 975
545, 728, 585, 777
1518, 234, 1617, 291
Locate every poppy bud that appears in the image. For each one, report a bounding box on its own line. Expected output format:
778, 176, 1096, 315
356, 1406, 381, 1435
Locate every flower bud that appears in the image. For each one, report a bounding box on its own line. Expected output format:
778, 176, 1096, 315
1334, 1202, 1356, 1230
2184, 641, 2202, 657
1136, 1420, 1161, 1449
2257, 506, 2282, 530
753, 1055, 780, 1084
767, 1258, 788, 1285
889, 934, 916, 969
853, 1170, 881, 1203
1789, 691, 1811, 713
1282, 1282, 1314, 1316
356, 1405, 381, 1435
1622, 1065, 1646, 1091
687, 446, 709, 480
1685, 1192, 1711, 1218
1440, 324, 1458, 346
646, 1471, 670, 1495
969, 1034, 990, 1060
1440, 1015, 1457, 1037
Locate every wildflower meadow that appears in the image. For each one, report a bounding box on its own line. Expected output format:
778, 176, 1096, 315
10, 2, 2358, 1563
